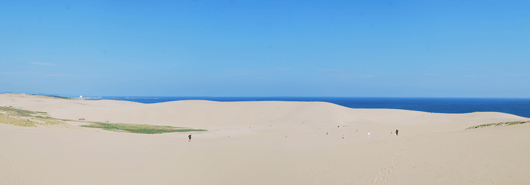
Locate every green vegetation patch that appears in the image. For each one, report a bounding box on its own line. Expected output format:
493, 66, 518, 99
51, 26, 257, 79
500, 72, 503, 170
0, 106, 205, 134
81, 122, 206, 134
467, 120, 530, 129
0, 106, 64, 126
0, 113, 37, 127
34, 116, 63, 125
0, 106, 35, 117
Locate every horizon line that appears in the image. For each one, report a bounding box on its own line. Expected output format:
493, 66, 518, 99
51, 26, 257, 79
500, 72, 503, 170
2, 93, 530, 99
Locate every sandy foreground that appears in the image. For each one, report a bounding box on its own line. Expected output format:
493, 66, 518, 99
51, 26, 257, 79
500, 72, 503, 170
1, 94, 529, 185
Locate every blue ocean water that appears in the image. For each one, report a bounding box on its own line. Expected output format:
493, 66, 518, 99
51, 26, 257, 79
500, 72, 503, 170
89, 97, 530, 118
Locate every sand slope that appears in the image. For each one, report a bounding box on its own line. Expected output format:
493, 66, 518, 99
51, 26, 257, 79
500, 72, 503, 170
1, 94, 529, 184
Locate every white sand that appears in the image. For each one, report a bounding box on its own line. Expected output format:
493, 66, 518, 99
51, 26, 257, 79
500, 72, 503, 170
1, 93, 529, 184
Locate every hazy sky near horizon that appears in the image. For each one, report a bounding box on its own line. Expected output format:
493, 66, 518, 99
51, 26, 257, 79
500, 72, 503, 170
1, 0, 529, 97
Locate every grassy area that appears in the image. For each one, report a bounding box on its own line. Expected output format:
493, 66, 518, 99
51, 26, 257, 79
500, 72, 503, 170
0, 106, 206, 134
467, 120, 530, 129
0, 106, 63, 126
81, 122, 206, 134
0, 113, 37, 127
0, 106, 35, 117
34, 116, 63, 125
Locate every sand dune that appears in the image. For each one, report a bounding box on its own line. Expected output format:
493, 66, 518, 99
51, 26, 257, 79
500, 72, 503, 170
1, 93, 529, 184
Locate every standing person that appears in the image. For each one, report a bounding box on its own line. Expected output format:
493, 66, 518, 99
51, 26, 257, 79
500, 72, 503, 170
368, 131, 370, 137
396, 129, 398, 136
188, 134, 192, 142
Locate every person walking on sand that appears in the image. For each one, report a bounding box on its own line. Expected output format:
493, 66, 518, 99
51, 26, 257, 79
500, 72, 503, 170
368, 131, 370, 137
188, 134, 192, 142
396, 129, 399, 136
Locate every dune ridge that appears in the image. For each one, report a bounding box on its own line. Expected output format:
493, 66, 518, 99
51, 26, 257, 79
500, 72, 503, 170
1, 93, 529, 184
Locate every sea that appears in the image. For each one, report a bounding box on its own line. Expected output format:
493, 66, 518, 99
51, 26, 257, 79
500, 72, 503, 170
83, 97, 530, 118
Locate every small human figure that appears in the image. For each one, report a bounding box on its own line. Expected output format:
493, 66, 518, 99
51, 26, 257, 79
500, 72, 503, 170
342, 135, 344, 139
356, 129, 358, 132
188, 134, 192, 142
368, 131, 370, 137
396, 129, 399, 136
326, 132, 328, 135
337, 126, 340, 128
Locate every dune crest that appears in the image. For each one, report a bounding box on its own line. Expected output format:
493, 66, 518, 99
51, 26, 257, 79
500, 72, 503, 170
1, 94, 529, 184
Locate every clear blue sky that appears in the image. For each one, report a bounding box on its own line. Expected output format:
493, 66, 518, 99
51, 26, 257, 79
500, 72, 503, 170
1, 0, 529, 97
